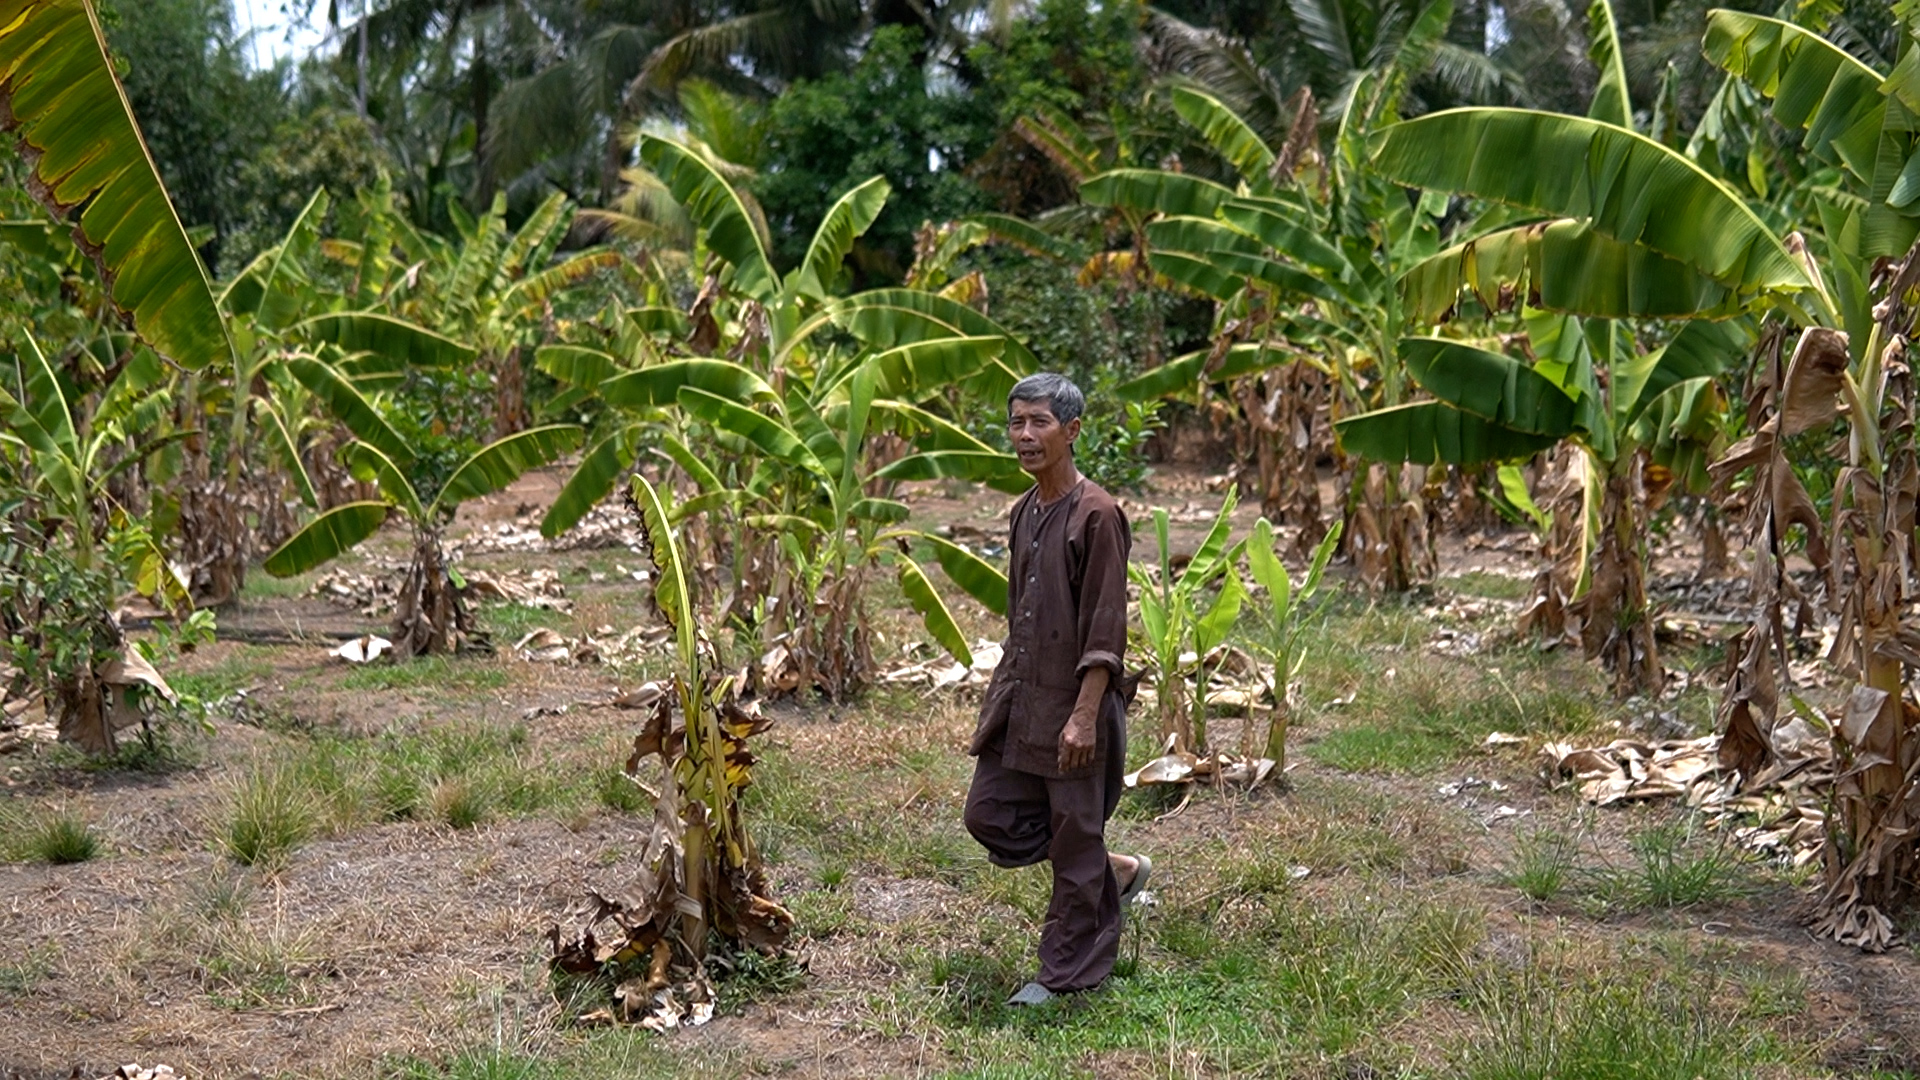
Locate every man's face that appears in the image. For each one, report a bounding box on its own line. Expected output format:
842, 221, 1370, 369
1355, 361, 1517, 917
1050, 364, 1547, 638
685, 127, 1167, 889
1008, 398, 1079, 476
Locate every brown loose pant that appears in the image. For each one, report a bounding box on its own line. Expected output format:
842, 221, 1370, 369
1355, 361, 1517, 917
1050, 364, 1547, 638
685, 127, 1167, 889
963, 735, 1124, 992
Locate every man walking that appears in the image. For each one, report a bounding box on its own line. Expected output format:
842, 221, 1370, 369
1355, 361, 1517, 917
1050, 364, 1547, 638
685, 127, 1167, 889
964, 372, 1149, 1006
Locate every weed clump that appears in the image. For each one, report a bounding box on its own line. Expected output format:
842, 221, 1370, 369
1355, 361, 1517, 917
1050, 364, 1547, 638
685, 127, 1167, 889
26, 811, 98, 864
220, 760, 314, 869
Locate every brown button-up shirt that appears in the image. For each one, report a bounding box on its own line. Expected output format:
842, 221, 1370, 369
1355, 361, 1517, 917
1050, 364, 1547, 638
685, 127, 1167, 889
969, 477, 1132, 779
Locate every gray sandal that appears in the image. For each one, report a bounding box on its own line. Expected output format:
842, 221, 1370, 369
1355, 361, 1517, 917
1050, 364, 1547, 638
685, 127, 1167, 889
1118, 853, 1153, 906
1007, 981, 1055, 1006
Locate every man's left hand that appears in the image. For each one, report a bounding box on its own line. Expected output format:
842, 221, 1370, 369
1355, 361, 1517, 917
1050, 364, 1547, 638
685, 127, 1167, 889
1058, 708, 1097, 772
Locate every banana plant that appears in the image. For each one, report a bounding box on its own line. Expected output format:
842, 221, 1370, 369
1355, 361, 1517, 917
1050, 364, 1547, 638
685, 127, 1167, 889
1240, 516, 1344, 771
1129, 487, 1247, 757
1698, 6, 1920, 947
0, 335, 193, 749
262, 424, 582, 657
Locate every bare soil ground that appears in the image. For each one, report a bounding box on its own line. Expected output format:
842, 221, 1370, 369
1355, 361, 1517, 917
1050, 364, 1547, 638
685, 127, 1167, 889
3, 464, 1918, 1080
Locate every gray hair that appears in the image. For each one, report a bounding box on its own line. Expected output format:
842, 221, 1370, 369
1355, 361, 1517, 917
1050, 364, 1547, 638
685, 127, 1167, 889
1007, 372, 1084, 424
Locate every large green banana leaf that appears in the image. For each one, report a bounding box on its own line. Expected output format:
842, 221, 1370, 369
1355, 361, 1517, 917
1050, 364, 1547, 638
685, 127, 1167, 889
1116, 343, 1292, 402
1144, 249, 1243, 301
1399, 220, 1740, 322
1218, 197, 1357, 282
1613, 316, 1755, 423
599, 358, 777, 408
535, 344, 624, 389
831, 288, 1040, 376
795, 175, 889, 300
263, 501, 391, 577
435, 424, 582, 511
0, 0, 232, 370
1368, 108, 1807, 295
1080, 169, 1235, 218
867, 336, 1006, 401
1401, 337, 1580, 437
1170, 86, 1275, 186
540, 424, 641, 539
896, 558, 974, 667
675, 387, 823, 476
342, 440, 424, 520
294, 313, 478, 368
873, 449, 1029, 494
966, 213, 1086, 263
1335, 400, 1560, 465
869, 400, 1001, 452
287, 355, 413, 465
906, 531, 1009, 616
639, 135, 777, 301
1144, 216, 1346, 304
1702, 11, 1885, 187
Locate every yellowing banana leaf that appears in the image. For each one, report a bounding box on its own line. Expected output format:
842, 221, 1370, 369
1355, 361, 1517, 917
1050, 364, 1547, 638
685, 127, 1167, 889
0, 0, 232, 370
896, 558, 972, 668
287, 355, 413, 466
1170, 86, 1275, 186
639, 135, 777, 301
294, 312, 478, 368
1369, 108, 1807, 294
541, 425, 642, 539
794, 175, 889, 300
906, 531, 1009, 617
832, 288, 1040, 375
501, 249, 623, 315
599, 359, 776, 408
263, 501, 391, 577
1080, 169, 1235, 218
1703, 11, 1885, 187
1335, 400, 1560, 465
873, 449, 1029, 494
436, 424, 582, 511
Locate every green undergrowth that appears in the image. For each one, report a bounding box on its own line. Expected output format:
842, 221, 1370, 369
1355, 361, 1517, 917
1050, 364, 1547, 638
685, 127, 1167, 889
1500, 813, 1762, 913
0, 804, 99, 864
218, 721, 593, 868
336, 657, 513, 694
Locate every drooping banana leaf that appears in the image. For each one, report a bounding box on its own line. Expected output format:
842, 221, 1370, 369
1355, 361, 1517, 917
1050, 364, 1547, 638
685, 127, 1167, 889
866, 336, 1007, 402
599, 358, 777, 408
639, 134, 777, 301
500, 250, 623, 315
1217, 197, 1357, 282
905, 531, 1009, 616
675, 387, 822, 476
1335, 400, 1561, 465
869, 400, 1002, 452
1116, 343, 1292, 402
435, 424, 582, 511
895, 557, 973, 667
1702, 11, 1886, 188
965, 212, 1086, 263
294, 313, 478, 368
1169, 86, 1275, 186
1144, 216, 1345, 304
1613, 315, 1756, 423
535, 344, 624, 390
342, 440, 424, 520
794, 175, 889, 300
873, 449, 1029, 494
830, 288, 1040, 375
263, 501, 391, 576
1080, 169, 1235, 218
1401, 337, 1581, 437
541, 424, 645, 538
287, 355, 413, 466
494, 190, 571, 290
0, 0, 233, 370
1369, 108, 1809, 295
1400, 220, 1741, 322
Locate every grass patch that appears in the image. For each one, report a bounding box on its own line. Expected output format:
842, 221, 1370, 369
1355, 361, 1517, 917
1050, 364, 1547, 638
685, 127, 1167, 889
1441, 570, 1533, 600
169, 649, 278, 701
0, 943, 57, 994
220, 759, 316, 869
23, 809, 99, 864
1593, 816, 1755, 911
337, 657, 511, 694
240, 567, 319, 601
479, 602, 560, 642
198, 919, 329, 1010
1502, 826, 1579, 902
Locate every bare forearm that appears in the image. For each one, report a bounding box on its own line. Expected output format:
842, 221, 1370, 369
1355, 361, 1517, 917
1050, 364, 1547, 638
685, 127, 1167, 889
1075, 665, 1110, 717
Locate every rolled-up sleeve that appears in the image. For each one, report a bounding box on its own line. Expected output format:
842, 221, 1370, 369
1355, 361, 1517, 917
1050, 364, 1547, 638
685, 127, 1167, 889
1074, 503, 1131, 680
